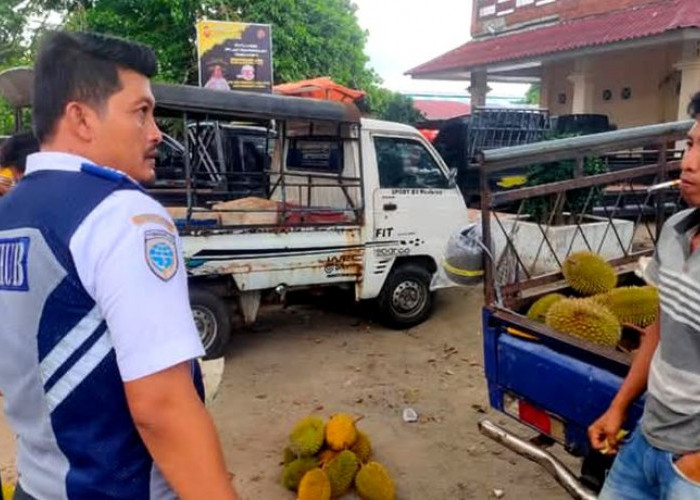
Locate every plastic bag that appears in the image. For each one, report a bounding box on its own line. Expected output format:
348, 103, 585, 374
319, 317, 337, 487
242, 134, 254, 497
441, 223, 485, 286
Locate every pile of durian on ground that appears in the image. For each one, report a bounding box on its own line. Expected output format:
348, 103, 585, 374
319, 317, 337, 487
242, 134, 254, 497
525, 251, 660, 348
282, 413, 395, 500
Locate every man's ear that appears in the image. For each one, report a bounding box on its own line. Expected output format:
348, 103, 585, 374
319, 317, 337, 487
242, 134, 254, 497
63, 102, 99, 143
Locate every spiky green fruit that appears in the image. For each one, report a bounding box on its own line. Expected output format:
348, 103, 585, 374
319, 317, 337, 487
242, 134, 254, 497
562, 251, 617, 296
325, 449, 359, 497
546, 298, 621, 347
298, 468, 332, 500
355, 461, 396, 500
282, 457, 319, 491
350, 431, 372, 463
290, 416, 325, 457
592, 286, 659, 327
526, 293, 566, 323
325, 413, 357, 451
283, 446, 297, 466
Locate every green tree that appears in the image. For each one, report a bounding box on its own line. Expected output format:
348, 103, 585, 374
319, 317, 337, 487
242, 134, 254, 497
525, 83, 541, 106
0, 0, 423, 127
366, 86, 424, 124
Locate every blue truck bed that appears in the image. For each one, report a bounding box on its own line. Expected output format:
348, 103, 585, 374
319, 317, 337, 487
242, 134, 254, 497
482, 306, 645, 457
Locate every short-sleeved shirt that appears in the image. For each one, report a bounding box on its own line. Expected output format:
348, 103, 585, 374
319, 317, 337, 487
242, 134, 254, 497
0, 152, 205, 498
643, 207, 700, 454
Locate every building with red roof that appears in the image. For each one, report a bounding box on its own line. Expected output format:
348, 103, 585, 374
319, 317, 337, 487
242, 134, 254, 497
407, 0, 700, 128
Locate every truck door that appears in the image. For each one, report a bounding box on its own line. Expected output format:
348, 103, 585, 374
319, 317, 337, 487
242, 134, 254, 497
370, 135, 466, 272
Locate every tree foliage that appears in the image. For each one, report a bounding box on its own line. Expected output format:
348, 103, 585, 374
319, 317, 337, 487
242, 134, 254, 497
0, 0, 423, 126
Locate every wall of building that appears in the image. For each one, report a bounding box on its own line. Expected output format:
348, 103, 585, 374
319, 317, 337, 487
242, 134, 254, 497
541, 43, 682, 128
472, 0, 666, 38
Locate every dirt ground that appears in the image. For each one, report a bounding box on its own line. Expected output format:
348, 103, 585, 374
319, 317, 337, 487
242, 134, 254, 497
1, 287, 579, 499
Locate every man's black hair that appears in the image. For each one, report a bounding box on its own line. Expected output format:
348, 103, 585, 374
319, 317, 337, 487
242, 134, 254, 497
33, 31, 158, 143
0, 132, 40, 173
688, 91, 700, 119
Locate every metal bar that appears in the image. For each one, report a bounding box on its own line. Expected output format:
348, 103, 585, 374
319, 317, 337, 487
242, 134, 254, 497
481, 162, 496, 305
565, 188, 596, 257
280, 120, 288, 223
491, 161, 681, 205
480, 120, 692, 172
655, 142, 669, 241
478, 420, 597, 500
493, 211, 532, 281
183, 112, 193, 223
499, 251, 654, 296
528, 192, 564, 276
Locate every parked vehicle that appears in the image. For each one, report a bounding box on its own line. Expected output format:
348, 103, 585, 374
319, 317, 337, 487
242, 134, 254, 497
150, 83, 470, 358
434, 108, 550, 204
475, 120, 692, 498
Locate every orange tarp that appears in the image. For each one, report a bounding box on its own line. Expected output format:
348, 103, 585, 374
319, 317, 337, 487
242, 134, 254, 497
273, 77, 365, 103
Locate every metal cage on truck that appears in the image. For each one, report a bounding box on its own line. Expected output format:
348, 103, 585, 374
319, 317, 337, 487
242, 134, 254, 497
476, 120, 693, 499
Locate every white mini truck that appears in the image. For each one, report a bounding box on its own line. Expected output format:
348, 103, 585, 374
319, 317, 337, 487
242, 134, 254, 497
151, 84, 470, 357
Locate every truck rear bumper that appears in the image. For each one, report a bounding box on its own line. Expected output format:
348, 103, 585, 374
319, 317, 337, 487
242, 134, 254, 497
478, 419, 597, 500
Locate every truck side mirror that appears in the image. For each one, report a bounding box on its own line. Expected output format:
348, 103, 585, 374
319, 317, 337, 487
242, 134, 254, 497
448, 167, 458, 187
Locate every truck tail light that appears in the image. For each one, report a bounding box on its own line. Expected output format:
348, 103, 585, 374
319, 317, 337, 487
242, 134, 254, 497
503, 393, 566, 442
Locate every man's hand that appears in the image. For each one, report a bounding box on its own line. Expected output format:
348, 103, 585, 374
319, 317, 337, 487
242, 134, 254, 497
588, 405, 627, 454
674, 452, 700, 484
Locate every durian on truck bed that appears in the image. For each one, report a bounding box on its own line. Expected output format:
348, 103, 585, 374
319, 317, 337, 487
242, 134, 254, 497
476, 119, 691, 497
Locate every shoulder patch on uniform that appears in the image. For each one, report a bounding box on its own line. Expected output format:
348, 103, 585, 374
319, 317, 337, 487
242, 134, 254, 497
0, 236, 30, 291
144, 230, 178, 281
132, 213, 176, 232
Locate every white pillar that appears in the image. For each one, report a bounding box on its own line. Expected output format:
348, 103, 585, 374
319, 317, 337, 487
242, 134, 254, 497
469, 70, 491, 109
567, 59, 595, 114
675, 41, 700, 120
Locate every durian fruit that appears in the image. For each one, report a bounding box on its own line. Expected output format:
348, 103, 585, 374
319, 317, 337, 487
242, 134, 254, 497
282, 457, 319, 491
298, 468, 331, 500
592, 286, 659, 327
562, 251, 617, 296
526, 293, 565, 323
355, 461, 396, 500
290, 416, 325, 457
325, 449, 359, 497
350, 431, 372, 463
283, 446, 297, 466
546, 298, 621, 348
325, 413, 358, 451
318, 448, 339, 468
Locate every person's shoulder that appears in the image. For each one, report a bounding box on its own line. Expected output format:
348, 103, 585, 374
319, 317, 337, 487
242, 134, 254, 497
89, 190, 176, 234
661, 208, 696, 235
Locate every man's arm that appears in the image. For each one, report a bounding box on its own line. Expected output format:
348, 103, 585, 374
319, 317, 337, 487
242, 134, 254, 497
70, 190, 237, 496
588, 313, 660, 452
125, 363, 237, 500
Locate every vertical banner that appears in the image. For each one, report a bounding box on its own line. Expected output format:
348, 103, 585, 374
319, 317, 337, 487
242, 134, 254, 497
196, 20, 273, 93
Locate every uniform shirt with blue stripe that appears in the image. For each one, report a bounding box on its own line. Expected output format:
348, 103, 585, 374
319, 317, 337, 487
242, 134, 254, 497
0, 152, 205, 499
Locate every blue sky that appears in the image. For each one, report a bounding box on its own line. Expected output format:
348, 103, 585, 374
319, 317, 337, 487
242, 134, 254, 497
353, 0, 529, 98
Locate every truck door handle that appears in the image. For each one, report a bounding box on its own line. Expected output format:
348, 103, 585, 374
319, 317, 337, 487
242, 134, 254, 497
383, 203, 397, 211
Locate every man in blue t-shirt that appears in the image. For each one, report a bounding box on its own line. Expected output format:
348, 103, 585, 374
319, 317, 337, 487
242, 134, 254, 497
0, 31, 237, 499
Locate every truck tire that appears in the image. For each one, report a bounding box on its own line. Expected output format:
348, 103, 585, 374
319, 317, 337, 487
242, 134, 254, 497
190, 287, 232, 359
377, 264, 433, 329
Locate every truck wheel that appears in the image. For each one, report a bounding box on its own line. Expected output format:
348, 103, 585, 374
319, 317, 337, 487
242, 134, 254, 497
377, 264, 433, 329
190, 287, 232, 360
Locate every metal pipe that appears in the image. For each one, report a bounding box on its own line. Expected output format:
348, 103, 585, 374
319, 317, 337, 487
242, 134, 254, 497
478, 420, 597, 500
479, 120, 692, 172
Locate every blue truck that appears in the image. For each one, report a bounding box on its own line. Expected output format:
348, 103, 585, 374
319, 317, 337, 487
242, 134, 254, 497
474, 120, 692, 498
